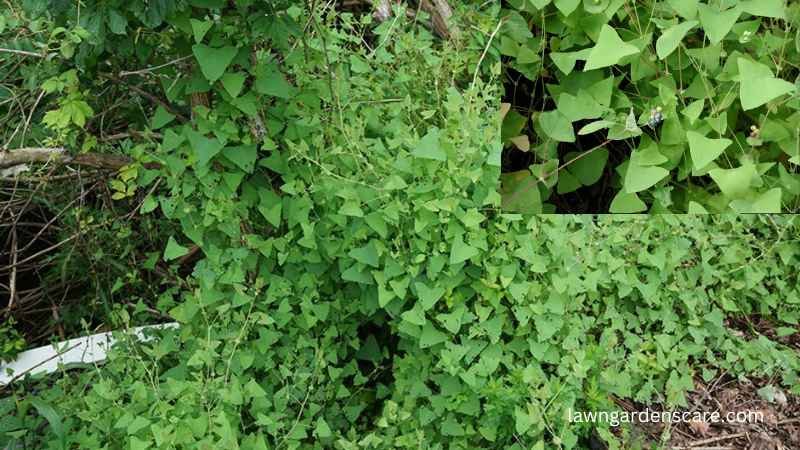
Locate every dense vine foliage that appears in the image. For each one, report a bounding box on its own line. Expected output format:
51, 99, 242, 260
1, 1, 800, 449
499, 0, 800, 213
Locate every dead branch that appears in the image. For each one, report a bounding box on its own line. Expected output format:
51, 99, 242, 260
0, 148, 159, 171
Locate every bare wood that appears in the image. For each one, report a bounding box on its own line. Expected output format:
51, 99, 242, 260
0, 147, 159, 171
0, 147, 66, 168
419, 0, 458, 40
374, 0, 392, 21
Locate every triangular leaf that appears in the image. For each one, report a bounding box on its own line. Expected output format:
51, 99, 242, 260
656, 20, 698, 59
584, 25, 640, 71
187, 130, 224, 167
449, 236, 479, 265
538, 110, 575, 142
738, 58, 796, 111
220, 72, 246, 98
697, 4, 741, 44
609, 190, 647, 213
192, 44, 238, 83
687, 131, 732, 170
412, 128, 446, 161
164, 237, 189, 260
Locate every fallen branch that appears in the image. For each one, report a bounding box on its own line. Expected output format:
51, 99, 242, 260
0, 147, 157, 171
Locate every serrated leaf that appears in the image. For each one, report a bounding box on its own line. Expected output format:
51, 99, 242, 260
314, 418, 332, 438
584, 25, 640, 71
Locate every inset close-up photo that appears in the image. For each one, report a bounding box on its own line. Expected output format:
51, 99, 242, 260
500, 0, 800, 213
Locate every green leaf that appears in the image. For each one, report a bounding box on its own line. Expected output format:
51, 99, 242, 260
192, 44, 238, 83
578, 120, 615, 135
258, 190, 282, 227
538, 110, 575, 142
697, 4, 741, 44
314, 418, 332, 438
164, 237, 189, 261
107, 10, 128, 35
656, 21, 697, 59
709, 164, 758, 198
666, 0, 699, 19
449, 236, 479, 265
190, 19, 212, 43
224, 145, 257, 173
738, 58, 796, 111
583, 0, 609, 14
557, 170, 582, 194
419, 323, 448, 348
412, 128, 446, 161
624, 163, 669, 193
730, 188, 782, 213
349, 242, 380, 268
500, 171, 541, 213
415, 282, 446, 310
550, 49, 590, 75
687, 131, 732, 170
254, 63, 293, 98
584, 25, 640, 71
515, 406, 533, 434
30, 399, 65, 446
740, 0, 786, 19
570, 148, 608, 186
609, 190, 647, 213
554, 0, 579, 16
150, 106, 175, 130
220, 72, 246, 98
682, 99, 704, 124
187, 130, 224, 167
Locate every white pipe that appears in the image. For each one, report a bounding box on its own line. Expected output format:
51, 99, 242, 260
0, 323, 179, 386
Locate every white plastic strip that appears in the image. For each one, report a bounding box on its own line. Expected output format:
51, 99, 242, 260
0, 323, 179, 386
